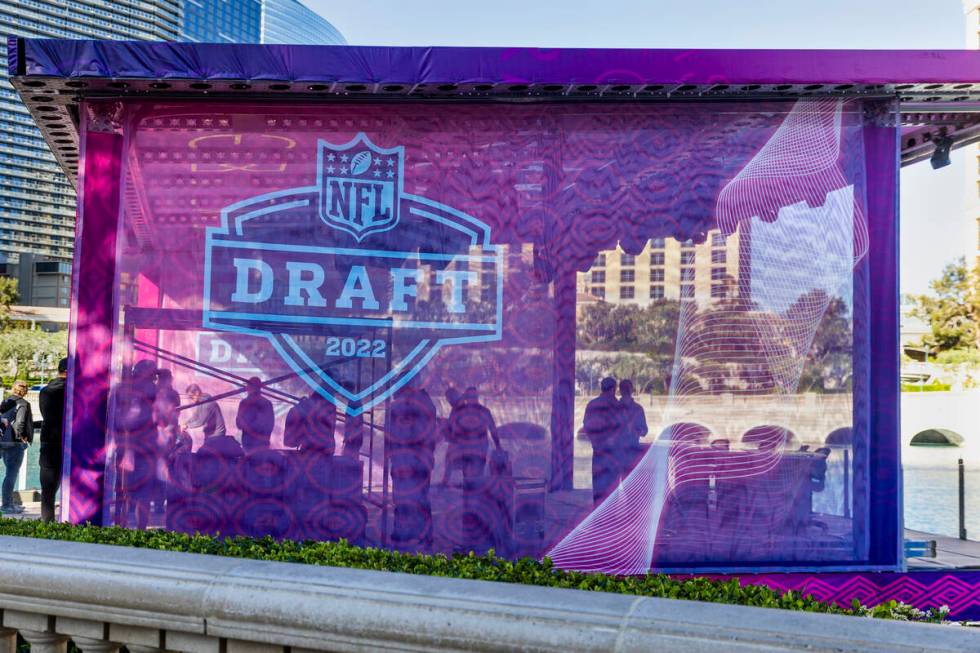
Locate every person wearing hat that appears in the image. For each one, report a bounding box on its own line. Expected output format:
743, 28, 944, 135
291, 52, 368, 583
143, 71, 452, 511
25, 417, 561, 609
39, 357, 69, 521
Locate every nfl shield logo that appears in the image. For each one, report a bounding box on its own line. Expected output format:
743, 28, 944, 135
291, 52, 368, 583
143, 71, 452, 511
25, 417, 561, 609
317, 133, 404, 241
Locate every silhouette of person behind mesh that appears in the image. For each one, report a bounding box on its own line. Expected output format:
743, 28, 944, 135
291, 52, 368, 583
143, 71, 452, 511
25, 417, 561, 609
583, 377, 623, 505
447, 387, 501, 481
236, 377, 275, 452
116, 359, 158, 528
436, 386, 463, 486
283, 394, 311, 450
386, 378, 437, 547
617, 379, 648, 479
306, 392, 337, 455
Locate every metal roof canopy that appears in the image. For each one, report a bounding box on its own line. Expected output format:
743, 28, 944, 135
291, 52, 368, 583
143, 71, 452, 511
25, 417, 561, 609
9, 37, 980, 185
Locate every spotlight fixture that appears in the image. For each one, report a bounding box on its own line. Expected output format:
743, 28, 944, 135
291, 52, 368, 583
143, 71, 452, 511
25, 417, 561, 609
930, 135, 953, 170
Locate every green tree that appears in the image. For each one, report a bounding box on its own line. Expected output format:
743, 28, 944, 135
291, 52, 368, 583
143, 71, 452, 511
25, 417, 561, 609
576, 300, 681, 394
0, 329, 67, 381
0, 277, 19, 330
909, 257, 980, 352
792, 291, 853, 393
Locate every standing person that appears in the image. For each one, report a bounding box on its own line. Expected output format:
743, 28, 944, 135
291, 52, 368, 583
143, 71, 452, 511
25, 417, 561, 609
386, 379, 437, 547
583, 377, 623, 505
617, 379, 648, 480
435, 386, 464, 487
180, 384, 226, 441
236, 377, 275, 452
116, 361, 158, 528
153, 369, 180, 433
283, 394, 311, 450
0, 380, 33, 514
306, 392, 337, 455
38, 358, 68, 522
447, 387, 501, 482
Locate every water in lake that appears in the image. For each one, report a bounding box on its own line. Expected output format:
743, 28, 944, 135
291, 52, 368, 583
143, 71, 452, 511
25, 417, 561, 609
902, 390, 980, 539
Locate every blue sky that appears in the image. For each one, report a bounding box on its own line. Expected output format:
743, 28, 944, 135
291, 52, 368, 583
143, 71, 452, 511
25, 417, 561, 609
309, 0, 974, 296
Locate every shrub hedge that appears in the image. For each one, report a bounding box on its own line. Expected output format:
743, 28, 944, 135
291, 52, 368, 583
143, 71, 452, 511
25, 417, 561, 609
0, 519, 949, 623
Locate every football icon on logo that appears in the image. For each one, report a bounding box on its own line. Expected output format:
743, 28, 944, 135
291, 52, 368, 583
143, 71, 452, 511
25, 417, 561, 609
350, 151, 372, 175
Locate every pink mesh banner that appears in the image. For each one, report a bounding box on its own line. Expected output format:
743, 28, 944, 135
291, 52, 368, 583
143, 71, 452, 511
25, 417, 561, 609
71, 97, 896, 571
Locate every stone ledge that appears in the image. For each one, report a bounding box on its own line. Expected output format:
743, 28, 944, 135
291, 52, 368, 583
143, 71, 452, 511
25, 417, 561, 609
0, 536, 973, 652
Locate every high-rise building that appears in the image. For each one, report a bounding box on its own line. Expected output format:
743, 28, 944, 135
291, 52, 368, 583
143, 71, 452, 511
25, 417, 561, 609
576, 231, 742, 307
182, 0, 261, 42
181, 0, 346, 45
965, 1, 980, 269
0, 1, 181, 305
1, 0, 343, 305
262, 0, 345, 44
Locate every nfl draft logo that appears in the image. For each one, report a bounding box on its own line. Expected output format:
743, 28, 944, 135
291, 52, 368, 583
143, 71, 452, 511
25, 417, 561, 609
203, 133, 503, 415
318, 136, 402, 241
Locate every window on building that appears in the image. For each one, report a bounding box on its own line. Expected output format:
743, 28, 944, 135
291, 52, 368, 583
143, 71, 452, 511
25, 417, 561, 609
590, 287, 605, 299
592, 270, 606, 283
680, 239, 695, 249
680, 267, 695, 282
649, 285, 665, 299
680, 284, 694, 299
594, 254, 606, 267
620, 269, 635, 283
680, 251, 696, 266
711, 232, 726, 247
650, 252, 665, 266
711, 249, 727, 264
711, 267, 726, 280
711, 283, 727, 298
649, 237, 665, 249
620, 286, 635, 299
649, 268, 664, 282
620, 253, 636, 266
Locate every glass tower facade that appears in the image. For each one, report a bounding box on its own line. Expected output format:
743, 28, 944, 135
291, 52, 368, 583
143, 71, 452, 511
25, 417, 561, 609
182, 0, 262, 43
0, 0, 180, 268
181, 0, 346, 45
261, 0, 346, 45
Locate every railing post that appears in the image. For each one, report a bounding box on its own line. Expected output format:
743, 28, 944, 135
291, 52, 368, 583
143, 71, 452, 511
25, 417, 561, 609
20, 631, 69, 653
73, 637, 122, 653
959, 458, 967, 541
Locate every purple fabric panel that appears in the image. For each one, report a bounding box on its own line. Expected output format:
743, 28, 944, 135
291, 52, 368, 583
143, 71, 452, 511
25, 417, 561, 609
864, 111, 903, 567
66, 123, 122, 525
707, 571, 980, 621
13, 38, 980, 85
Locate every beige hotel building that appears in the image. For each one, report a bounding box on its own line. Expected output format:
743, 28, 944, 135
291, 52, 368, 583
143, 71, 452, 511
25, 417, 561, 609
576, 229, 742, 306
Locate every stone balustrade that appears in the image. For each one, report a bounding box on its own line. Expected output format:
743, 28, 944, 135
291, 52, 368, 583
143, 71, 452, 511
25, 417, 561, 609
0, 535, 974, 652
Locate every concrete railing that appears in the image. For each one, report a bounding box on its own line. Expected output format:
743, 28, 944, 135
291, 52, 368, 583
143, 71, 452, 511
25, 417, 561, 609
0, 536, 974, 653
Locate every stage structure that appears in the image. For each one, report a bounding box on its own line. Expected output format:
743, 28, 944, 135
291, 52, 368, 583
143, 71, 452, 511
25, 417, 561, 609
10, 38, 980, 578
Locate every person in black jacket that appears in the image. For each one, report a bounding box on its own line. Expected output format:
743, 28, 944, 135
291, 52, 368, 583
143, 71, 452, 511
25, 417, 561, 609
0, 380, 33, 514
38, 358, 68, 521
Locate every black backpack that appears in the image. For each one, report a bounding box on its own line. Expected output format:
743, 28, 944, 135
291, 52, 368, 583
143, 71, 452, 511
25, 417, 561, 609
0, 401, 20, 444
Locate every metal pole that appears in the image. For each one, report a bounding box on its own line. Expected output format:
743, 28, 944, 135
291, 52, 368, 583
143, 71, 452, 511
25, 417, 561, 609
959, 458, 967, 541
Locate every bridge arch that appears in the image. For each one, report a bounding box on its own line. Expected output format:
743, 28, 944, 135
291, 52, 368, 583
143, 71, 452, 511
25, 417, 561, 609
657, 422, 712, 445
910, 428, 964, 447
825, 427, 852, 447
740, 424, 800, 451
